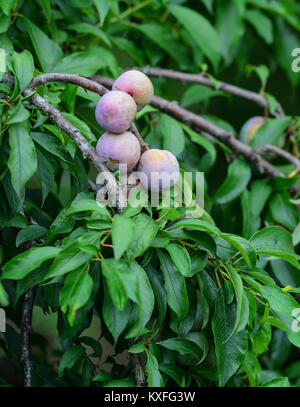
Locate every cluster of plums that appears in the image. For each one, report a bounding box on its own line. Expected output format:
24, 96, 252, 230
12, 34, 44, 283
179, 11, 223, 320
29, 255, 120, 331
95, 70, 180, 192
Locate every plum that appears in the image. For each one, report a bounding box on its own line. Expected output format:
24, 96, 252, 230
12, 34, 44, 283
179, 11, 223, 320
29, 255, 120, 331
239, 116, 265, 144
95, 90, 136, 133
137, 149, 180, 192
112, 70, 154, 111
96, 131, 141, 172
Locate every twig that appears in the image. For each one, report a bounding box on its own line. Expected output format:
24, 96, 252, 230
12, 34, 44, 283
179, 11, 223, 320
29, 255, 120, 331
92, 75, 284, 179
256, 144, 300, 171
88, 179, 97, 192
129, 339, 146, 386
137, 67, 285, 117
130, 122, 149, 152
21, 287, 36, 387
30, 73, 108, 97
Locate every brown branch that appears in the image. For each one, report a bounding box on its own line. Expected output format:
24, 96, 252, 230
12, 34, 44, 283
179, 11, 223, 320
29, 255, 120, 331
92, 75, 284, 179
21, 286, 36, 387
130, 122, 149, 152
137, 67, 285, 117
30, 73, 109, 96
256, 144, 300, 172
129, 339, 146, 386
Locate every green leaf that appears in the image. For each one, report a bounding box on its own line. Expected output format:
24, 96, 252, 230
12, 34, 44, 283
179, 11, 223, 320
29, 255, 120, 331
213, 159, 251, 204
0, 281, 9, 306
93, 0, 110, 26
169, 5, 222, 71
68, 23, 111, 47
181, 124, 216, 170
250, 226, 300, 270
7, 103, 30, 125
226, 265, 245, 340
62, 113, 96, 143
216, 0, 244, 66
36, 148, 55, 205
250, 117, 291, 147
181, 84, 226, 107
8, 121, 37, 200
128, 341, 146, 354
64, 192, 110, 219
159, 338, 204, 361
268, 192, 299, 231
16, 225, 47, 247
220, 233, 257, 267
112, 215, 134, 260
145, 265, 167, 329
126, 213, 159, 260
136, 23, 190, 70
146, 351, 164, 387
59, 267, 93, 326
126, 262, 154, 338
242, 350, 261, 387
159, 363, 186, 386
24, 18, 63, 72
261, 285, 300, 348
241, 180, 272, 239
167, 218, 219, 236
102, 284, 131, 346
0, 0, 15, 15
245, 9, 273, 44
31, 132, 72, 162
161, 114, 185, 157
58, 345, 85, 377
251, 322, 272, 356
47, 235, 99, 279
2, 247, 61, 280
53, 46, 120, 77
12, 50, 34, 92
261, 377, 290, 387
212, 288, 248, 386
101, 259, 138, 311
0, 14, 10, 34
165, 243, 192, 277
111, 37, 145, 66
103, 379, 135, 387
158, 250, 188, 320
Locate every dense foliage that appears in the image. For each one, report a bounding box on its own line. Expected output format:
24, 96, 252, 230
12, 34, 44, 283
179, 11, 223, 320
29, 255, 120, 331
0, 0, 300, 388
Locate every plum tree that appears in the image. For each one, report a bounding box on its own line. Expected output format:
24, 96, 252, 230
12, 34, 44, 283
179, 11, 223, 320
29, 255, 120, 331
95, 90, 137, 133
239, 116, 265, 144
96, 131, 141, 171
112, 70, 154, 111
137, 149, 180, 192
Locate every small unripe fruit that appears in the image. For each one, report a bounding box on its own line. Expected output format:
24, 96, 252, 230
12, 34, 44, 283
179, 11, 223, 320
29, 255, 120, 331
95, 91, 137, 133
138, 149, 180, 192
96, 131, 141, 172
239, 116, 265, 144
112, 70, 154, 111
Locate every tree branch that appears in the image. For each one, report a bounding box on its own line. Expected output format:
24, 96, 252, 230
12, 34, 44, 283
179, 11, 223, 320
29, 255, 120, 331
128, 339, 146, 386
256, 144, 300, 172
21, 287, 36, 387
136, 67, 285, 117
92, 75, 285, 179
